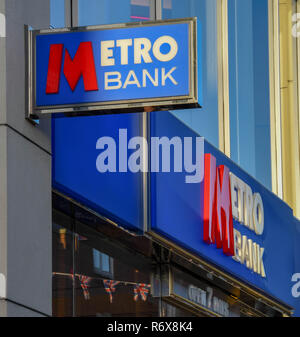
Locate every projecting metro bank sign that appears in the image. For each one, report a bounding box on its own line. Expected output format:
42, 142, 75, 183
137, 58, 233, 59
28, 18, 199, 117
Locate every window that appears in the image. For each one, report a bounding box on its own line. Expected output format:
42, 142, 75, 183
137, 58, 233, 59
93, 249, 113, 277
78, 0, 152, 26
52, 214, 74, 317
162, 0, 219, 148
50, 0, 65, 28
130, 0, 151, 21
227, 0, 272, 190
52, 195, 160, 317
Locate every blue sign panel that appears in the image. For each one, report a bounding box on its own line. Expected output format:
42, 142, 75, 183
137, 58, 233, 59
30, 18, 199, 117
52, 113, 144, 231
150, 111, 300, 315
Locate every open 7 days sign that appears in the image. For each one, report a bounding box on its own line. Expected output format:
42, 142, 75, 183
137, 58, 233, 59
27, 18, 199, 118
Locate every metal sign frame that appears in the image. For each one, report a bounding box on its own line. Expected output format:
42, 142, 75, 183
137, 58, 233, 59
27, 17, 199, 119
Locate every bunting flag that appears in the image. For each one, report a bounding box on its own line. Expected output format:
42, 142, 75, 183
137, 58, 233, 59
53, 272, 152, 303
61, 271, 90, 300
103, 280, 120, 303
78, 275, 91, 300
133, 283, 151, 302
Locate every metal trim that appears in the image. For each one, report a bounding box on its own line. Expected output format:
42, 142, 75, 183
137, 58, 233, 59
52, 189, 121, 230
25, 26, 38, 124
142, 110, 148, 233
71, 0, 79, 27
155, 0, 162, 21
64, 0, 71, 27
28, 17, 199, 118
268, 0, 283, 198
163, 295, 221, 317
217, 0, 231, 156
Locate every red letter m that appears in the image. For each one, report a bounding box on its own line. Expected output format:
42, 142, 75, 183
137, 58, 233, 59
46, 42, 98, 94
203, 154, 234, 256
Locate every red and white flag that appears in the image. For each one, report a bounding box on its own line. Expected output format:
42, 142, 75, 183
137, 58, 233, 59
133, 283, 151, 302
78, 275, 91, 300
103, 280, 120, 303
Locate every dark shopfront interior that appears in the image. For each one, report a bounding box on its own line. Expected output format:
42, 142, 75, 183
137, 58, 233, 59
52, 191, 290, 317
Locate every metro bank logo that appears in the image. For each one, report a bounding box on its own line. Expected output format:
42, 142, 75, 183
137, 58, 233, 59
46, 42, 98, 94
203, 154, 266, 278
33, 21, 195, 112
45, 36, 179, 95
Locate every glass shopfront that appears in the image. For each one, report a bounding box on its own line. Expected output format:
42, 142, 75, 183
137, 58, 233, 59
52, 192, 288, 317
53, 193, 159, 317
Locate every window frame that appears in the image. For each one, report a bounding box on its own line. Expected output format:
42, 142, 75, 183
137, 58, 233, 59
92, 248, 114, 278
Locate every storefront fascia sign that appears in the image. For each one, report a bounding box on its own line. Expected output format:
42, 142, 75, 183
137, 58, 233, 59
148, 111, 298, 314
27, 18, 199, 119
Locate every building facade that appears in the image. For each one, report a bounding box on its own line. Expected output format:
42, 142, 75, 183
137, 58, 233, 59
0, 0, 300, 317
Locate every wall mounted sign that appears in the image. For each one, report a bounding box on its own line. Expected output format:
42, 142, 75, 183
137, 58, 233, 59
27, 18, 199, 118
52, 113, 145, 231
149, 111, 300, 315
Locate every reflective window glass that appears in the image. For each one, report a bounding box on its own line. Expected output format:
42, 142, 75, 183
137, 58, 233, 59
75, 236, 159, 316
52, 211, 74, 317
228, 0, 271, 189
162, 0, 219, 148
93, 249, 112, 275
50, 0, 65, 28
78, 0, 151, 26
53, 193, 285, 317
52, 204, 160, 317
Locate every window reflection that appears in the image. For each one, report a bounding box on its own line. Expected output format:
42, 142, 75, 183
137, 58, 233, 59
228, 0, 271, 189
78, 0, 151, 26
93, 249, 112, 275
74, 223, 159, 317
162, 0, 219, 148
131, 0, 151, 21
52, 215, 74, 317
52, 208, 159, 317
52, 194, 285, 317
50, 0, 65, 28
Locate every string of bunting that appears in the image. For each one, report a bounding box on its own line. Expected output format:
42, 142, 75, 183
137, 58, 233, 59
53, 272, 151, 302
